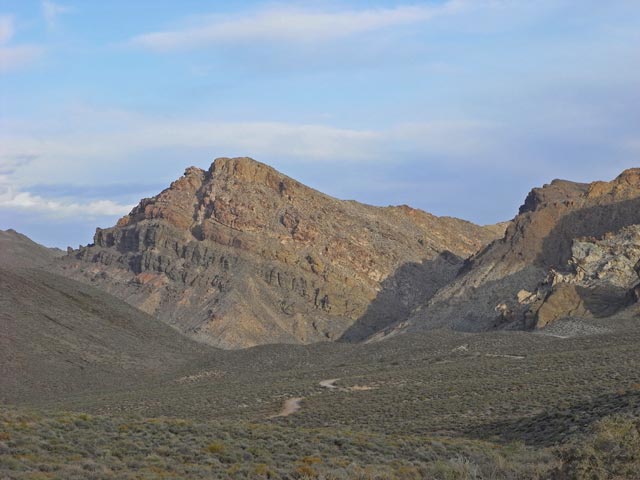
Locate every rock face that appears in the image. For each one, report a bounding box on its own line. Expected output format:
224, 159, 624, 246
402, 168, 640, 334
529, 225, 640, 328
569, 227, 640, 289
60, 157, 502, 348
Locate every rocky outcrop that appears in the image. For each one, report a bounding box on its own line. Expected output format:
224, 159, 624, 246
534, 284, 587, 328
401, 168, 640, 335
59, 157, 501, 348
569, 227, 640, 289
527, 225, 640, 328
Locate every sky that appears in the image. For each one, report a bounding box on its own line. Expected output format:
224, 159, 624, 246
0, 0, 639, 248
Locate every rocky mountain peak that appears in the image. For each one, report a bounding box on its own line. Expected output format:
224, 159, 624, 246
61, 157, 503, 348
210, 156, 287, 186
517, 170, 640, 216
518, 179, 589, 215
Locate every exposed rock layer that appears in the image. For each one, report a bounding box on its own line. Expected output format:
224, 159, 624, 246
60, 157, 502, 348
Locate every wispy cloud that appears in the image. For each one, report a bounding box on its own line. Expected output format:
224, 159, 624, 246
42, 0, 70, 29
0, 107, 509, 228
0, 149, 134, 220
0, 175, 133, 219
0, 154, 37, 175
0, 15, 43, 73
0, 109, 500, 182
130, 1, 475, 51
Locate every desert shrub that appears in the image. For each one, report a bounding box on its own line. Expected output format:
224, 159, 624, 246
206, 442, 225, 454
555, 414, 640, 479
295, 463, 319, 478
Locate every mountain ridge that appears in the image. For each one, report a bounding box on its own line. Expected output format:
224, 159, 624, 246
58, 156, 503, 348
7, 162, 639, 350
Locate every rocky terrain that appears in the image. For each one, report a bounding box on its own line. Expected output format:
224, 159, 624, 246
58, 157, 502, 348
11, 162, 640, 354
398, 168, 640, 337
523, 225, 640, 329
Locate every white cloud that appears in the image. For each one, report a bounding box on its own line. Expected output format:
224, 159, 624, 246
0, 107, 508, 224
42, 0, 70, 29
128, 1, 580, 52
0, 15, 43, 73
1, 120, 373, 163
388, 121, 499, 158
0, 154, 36, 175
0, 175, 133, 219
130, 1, 475, 51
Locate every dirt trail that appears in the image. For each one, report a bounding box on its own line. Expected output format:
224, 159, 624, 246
484, 354, 525, 360
270, 378, 378, 419
270, 397, 303, 418
319, 378, 339, 389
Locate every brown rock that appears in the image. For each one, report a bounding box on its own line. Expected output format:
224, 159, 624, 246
59, 157, 501, 348
534, 284, 586, 328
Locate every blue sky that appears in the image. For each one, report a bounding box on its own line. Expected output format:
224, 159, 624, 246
0, 1, 639, 248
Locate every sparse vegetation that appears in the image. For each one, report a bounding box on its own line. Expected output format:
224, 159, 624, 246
2, 323, 640, 479
554, 415, 640, 479
0, 407, 560, 479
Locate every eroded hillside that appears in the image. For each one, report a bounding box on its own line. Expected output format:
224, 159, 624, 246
59, 157, 501, 348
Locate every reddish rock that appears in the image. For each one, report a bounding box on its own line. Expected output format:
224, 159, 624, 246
60, 157, 502, 348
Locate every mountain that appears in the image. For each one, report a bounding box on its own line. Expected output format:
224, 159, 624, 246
0, 229, 212, 403
396, 168, 640, 336
58, 157, 503, 348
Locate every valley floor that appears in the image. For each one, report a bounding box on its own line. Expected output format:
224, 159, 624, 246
3, 314, 640, 479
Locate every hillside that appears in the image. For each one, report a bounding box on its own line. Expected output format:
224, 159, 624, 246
58, 157, 503, 348
0, 229, 63, 269
0, 231, 213, 403
396, 168, 640, 336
